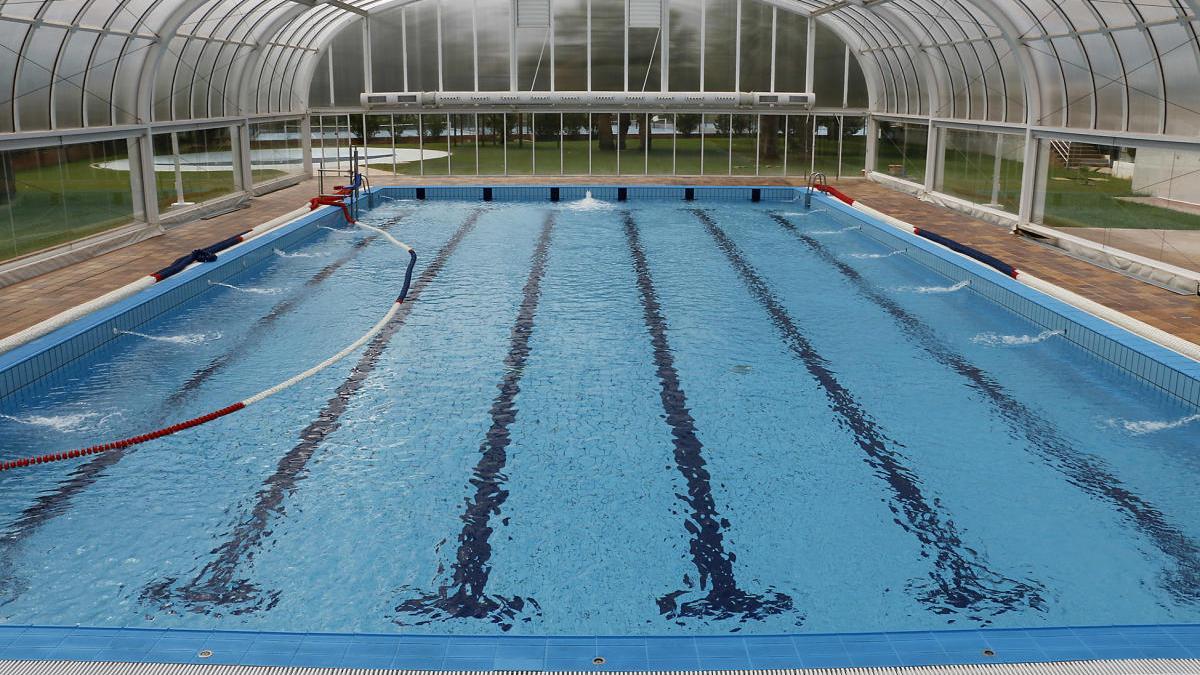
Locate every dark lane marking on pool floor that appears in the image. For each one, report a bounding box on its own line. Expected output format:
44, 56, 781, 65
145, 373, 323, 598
623, 211, 795, 625
0, 215, 408, 606
393, 212, 555, 632
140, 209, 485, 615
693, 209, 1046, 621
769, 211, 1200, 605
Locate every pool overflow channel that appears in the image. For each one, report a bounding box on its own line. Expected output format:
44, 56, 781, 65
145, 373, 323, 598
0, 184, 1197, 640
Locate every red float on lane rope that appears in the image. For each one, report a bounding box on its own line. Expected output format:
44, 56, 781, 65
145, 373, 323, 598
0, 402, 245, 473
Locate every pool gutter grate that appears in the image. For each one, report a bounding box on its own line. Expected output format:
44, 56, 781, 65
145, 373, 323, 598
1, 660, 1198, 675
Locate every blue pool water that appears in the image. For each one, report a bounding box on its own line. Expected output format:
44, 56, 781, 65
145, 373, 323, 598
0, 197, 1198, 638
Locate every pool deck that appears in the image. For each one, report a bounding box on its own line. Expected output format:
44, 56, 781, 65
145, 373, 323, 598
0, 176, 1196, 347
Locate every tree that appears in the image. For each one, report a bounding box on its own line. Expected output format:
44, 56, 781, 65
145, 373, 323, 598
349, 115, 387, 145
423, 115, 447, 142
595, 113, 615, 150
759, 116, 782, 161
675, 114, 701, 138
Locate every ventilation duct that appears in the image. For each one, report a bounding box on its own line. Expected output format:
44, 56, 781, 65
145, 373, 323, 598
359, 91, 815, 110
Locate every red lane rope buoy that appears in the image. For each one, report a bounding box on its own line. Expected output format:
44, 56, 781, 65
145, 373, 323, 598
0, 403, 245, 473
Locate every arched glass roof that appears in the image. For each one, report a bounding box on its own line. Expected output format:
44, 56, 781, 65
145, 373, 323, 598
1, 0, 1197, 136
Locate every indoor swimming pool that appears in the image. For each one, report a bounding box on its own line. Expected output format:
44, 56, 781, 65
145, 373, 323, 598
0, 193, 1198, 641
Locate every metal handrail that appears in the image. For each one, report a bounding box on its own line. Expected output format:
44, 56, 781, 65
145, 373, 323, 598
805, 172, 828, 209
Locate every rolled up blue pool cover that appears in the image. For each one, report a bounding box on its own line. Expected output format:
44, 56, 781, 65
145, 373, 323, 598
914, 228, 1018, 278
151, 230, 250, 282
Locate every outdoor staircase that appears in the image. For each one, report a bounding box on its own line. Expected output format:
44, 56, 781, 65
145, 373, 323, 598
1049, 140, 1110, 169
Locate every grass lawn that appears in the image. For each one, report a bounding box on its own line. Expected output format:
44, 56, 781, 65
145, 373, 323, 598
1, 159, 137, 262
872, 144, 1200, 231
0, 157, 292, 263
1040, 166, 1200, 231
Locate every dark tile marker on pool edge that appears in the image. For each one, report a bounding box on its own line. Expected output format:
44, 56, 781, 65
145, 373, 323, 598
138, 209, 485, 616
0, 214, 411, 606
692, 209, 1046, 621
623, 212, 795, 625
769, 211, 1200, 606
392, 212, 555, 631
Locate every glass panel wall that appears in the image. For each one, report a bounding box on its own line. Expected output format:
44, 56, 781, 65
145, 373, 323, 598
619, 114, 646, 176
391, 114, 421, 175
153, 126, 235, 210
840, 115, 868, 177
311, 114, 353, 174
478, 114, 506, 175
812, 115, 840, 177
1034, 142, 1200, 274
506, 113, 533, 176
758, 114, 786, 176
647, 113, 673, 175
730, 114, 758, 176
534, 113, 562, 176
875, 120, 928, 184
418, 114, 450, 176
249, 119, 302, 185
703, 114, 730, 175
562, 113, 590, 174
785, 114, 812, 177
591, 113, 619, 175
0, 139, 135, 261
329, 111, 879, 179
938, 128, 1024, 214
450, 114, 478, 175
361, 113, 394, 175
675, 113, 703, 174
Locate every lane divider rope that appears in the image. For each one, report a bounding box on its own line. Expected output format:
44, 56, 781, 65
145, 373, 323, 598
1, 191, 416, 473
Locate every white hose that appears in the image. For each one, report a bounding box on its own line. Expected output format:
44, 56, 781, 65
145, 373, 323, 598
240, 218, 415, 406
0, 276, 157, 355
241, 301, 402, 406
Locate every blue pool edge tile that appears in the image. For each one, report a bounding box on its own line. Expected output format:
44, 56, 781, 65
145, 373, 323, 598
0, 624, 1196, 671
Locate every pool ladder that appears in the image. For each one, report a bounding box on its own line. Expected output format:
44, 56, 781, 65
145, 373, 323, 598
805, 172, 827, 209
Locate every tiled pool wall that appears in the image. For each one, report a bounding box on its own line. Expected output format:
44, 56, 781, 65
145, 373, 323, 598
0, 206, 345, 403
0, 623, 1198, 670
812, 196, 1200, 409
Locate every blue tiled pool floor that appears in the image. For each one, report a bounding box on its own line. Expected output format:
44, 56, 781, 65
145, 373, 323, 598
0, 625, 1197, 671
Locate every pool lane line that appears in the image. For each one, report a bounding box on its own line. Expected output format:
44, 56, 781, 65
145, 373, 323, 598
622, 211, 796, 625
138, 208, 486, 615
768, 211, 1200, 606
392, 212, 555, 632
692, 209, 1046, 621
0, 215, 410, 606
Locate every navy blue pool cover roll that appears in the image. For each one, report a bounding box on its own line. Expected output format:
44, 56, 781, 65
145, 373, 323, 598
151, 231, 250, 282
914, 228, 1018, 278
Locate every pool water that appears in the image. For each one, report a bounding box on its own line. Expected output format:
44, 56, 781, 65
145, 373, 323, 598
0, 198, 1197, 637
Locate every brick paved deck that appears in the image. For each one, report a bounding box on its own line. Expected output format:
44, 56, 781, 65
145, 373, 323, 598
0, 176, 1196, 347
